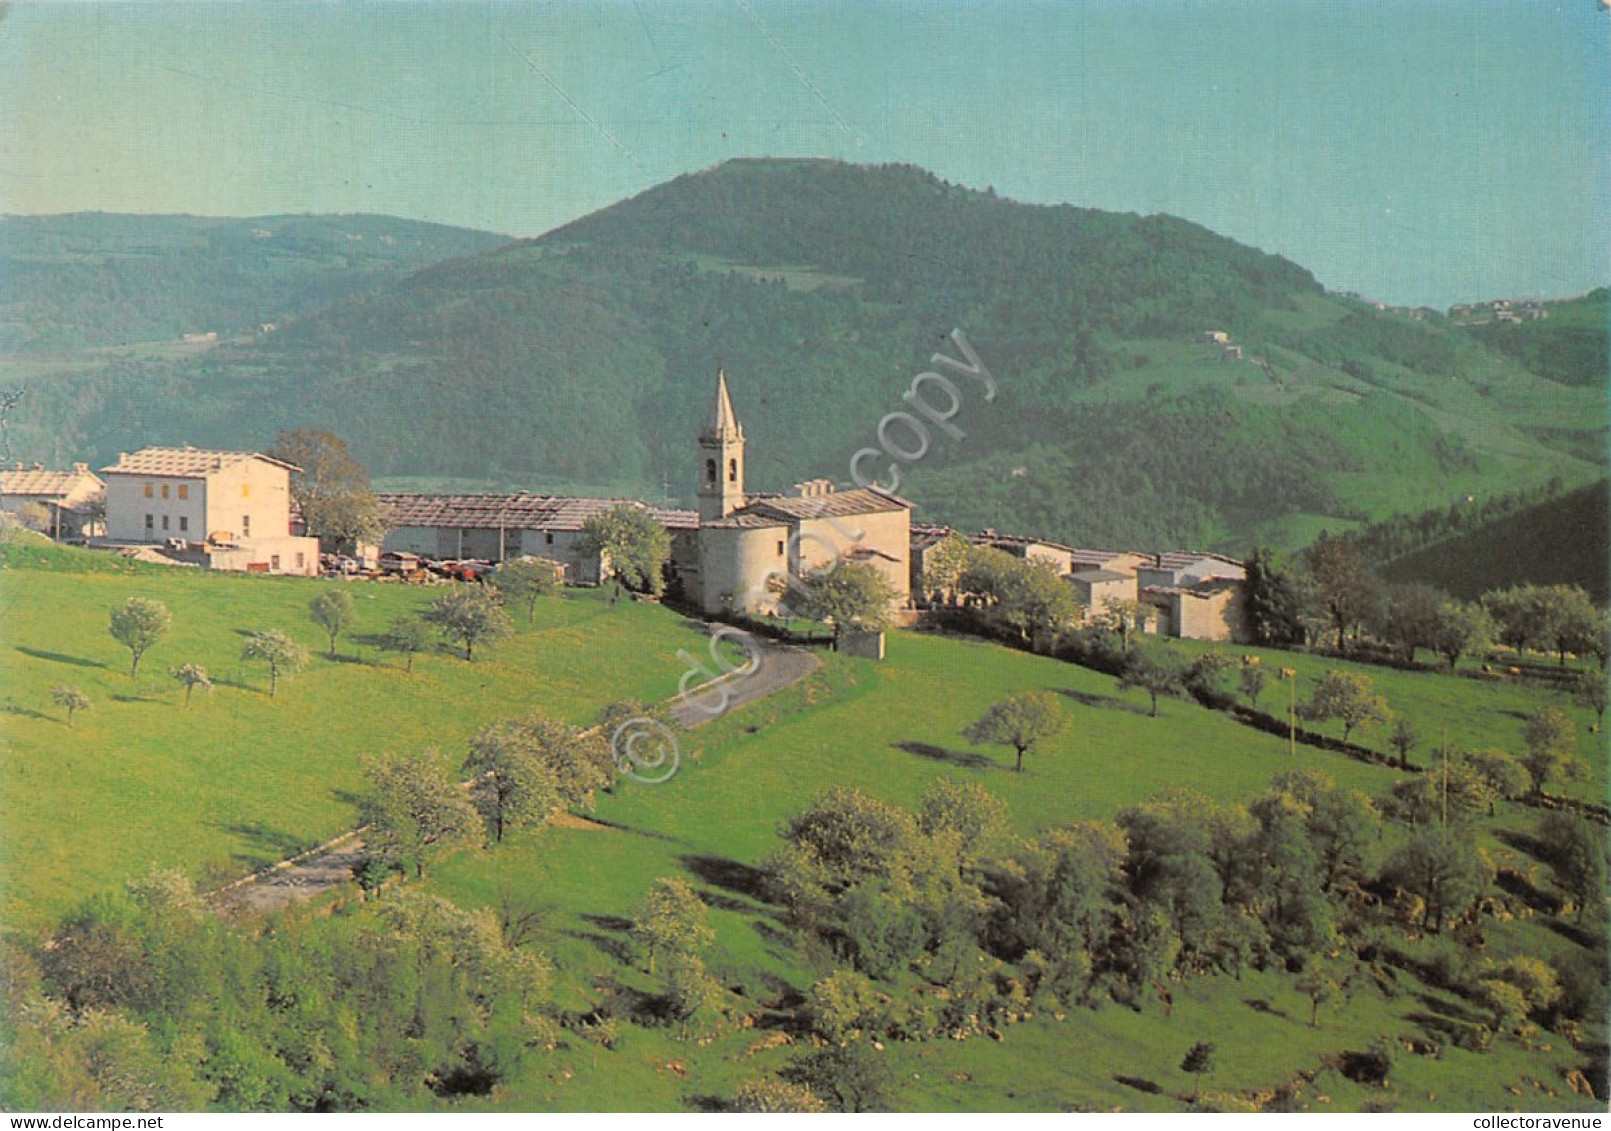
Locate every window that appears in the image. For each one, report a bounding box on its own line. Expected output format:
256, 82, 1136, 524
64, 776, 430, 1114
728, 458, 738, 483
242, 514, 251, 536
144, 513, 154, 531
143, 484, 153, 498
295, 552, 305, 569
704, 458, 716, 488
777, 540, 785, 556
161, 515, 170, 531
178, 484, 189, 500
271, 555, 281, 571
545, 532, 554, 545
160, 484, 169, 499
178, 516, 188, 533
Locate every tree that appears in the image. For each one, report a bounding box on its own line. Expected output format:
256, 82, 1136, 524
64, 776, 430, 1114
1242, 546, 1305, 646
461, 719, 562, 843
1430, 600, 1494, 669
1116, 645, 1186, 718
358, 748, 481, 878
661, 950, 725, 1038
1296, 964, 1343, 1028
1180, 1041, 1216, 1102
920, 533, 974, 605
1538, 812, 1606, 922
1573, 671, 1607, 730
1099, 597, 1154, 654
1377, 583, 1444, 662
15, 501, 53, 534
271, 428, 385, 554
631, 876, 713, 976
1382, 830, 1491, 933
791, 1040, 894, 1113
108, 598, 171, 678
422, 585, 512, 661
51, 685, 90, 727
917, 778, 1008, 868
958, 549, 1081, 645
308, 589, 355, 658
169, 663, 212, 708
1302, 535, 1377, 650
1388, 716, 1419, 769
1303, 669, 1390, 745
490, 557, 562, 621
376, 615, 427, 672
1460, 749, 1529, 817
963, 691, 1066, 771
240, 629, 308, 698
779, 560, 896, 641
1519, 706, 1582, 797
579, 505, 670, 602
1239, 659, 1266, 709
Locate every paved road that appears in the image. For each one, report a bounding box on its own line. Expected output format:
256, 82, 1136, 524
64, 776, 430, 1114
207, 636, 823, 917
668, 641, 820, 729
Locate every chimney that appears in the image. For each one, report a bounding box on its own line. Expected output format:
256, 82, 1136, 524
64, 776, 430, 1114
72, 463, 88, 474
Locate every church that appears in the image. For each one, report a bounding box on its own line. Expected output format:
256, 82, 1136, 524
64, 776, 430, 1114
680, 370, 912, 618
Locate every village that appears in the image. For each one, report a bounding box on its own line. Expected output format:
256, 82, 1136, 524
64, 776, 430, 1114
0, 370, 1251, 645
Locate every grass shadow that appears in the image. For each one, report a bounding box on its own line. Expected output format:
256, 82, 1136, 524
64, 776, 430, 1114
111, 693, 161, 704
680, 853, 773, 904
893, 740, 997, 771
559, 924, 633, 965
2, 702, 48, 720
1244, 997, 1292, 1020
15, 646, 106, 669
216, 820, 312, 869
1113, 1075, 1163, 1095
1054, 687, 1150, 716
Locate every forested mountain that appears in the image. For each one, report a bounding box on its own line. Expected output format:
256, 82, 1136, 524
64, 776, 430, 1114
0, 213, 509, 352
7, 161, 1603, 551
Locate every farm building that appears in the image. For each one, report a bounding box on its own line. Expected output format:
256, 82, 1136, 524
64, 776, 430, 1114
376, 494, 698, 585
99, 447, 319, 576
0, 462, 104, 537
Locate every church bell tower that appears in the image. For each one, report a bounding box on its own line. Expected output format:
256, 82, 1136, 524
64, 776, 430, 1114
697, 368, 745, 523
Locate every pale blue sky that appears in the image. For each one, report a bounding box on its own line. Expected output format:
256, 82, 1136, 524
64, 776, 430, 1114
1, 0, 1606, 307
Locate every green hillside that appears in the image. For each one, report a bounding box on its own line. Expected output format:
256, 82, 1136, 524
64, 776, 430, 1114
1381, 479, 1610, 603
0, 212, 509, 353
8, 161, 1604, 550
1460, 288, 1608, 391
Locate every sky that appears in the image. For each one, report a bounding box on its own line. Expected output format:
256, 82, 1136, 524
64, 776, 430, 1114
0, 0, 1607, 308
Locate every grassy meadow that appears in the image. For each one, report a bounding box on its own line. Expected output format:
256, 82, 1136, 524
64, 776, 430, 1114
0, 534, 724, 930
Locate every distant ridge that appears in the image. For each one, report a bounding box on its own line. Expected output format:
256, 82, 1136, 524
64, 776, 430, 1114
7, 159, 1603, 552
1381, 479, 1609, 602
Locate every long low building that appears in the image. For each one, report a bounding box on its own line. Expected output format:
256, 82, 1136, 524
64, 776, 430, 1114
376, 493, 699, 584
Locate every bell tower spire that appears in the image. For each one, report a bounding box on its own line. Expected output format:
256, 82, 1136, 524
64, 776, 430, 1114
698, 367, 745, 522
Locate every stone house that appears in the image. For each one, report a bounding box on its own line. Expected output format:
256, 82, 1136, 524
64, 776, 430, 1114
99, 447, 320, 576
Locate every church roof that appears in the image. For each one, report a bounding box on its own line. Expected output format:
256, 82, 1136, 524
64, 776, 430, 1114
737, 486, 911, 522
700, 369, 744, 442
